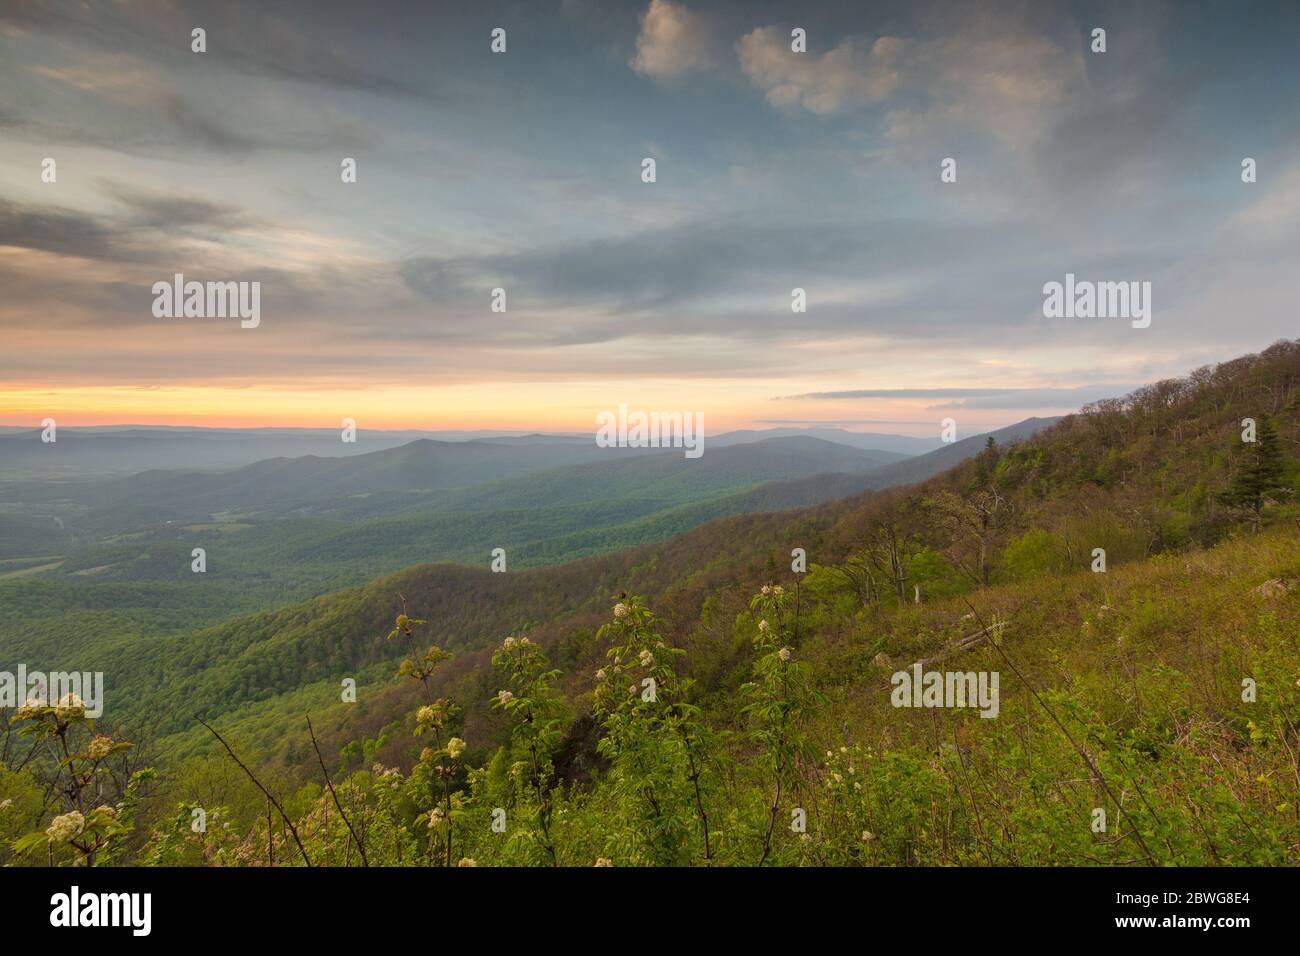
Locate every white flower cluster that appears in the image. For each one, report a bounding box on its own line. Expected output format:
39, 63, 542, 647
55, 692, 86, 718
46, 811, 85, 843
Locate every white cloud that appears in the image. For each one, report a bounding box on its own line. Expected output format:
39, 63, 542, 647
630, 0, 711, 79
736, 28, 906, 115
737, 25, 1082, 148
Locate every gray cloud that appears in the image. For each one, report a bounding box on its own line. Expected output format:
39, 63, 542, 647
0, 0, 432, 100
787, 385, 1138, 411
0, 197, 148, 262
103, 183, 253, 230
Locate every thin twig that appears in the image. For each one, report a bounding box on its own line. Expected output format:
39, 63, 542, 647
307, 716, 368, 866
957, 596, 1158, 866
198, 717, 313, 867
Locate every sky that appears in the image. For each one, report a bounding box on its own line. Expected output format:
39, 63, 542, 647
1, 0, 1297, 436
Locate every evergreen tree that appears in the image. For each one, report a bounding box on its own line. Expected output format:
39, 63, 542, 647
973, 435, 998, 489
1218, 417, 1290, 529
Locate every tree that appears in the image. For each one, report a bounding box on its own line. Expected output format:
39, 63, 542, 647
865, 519, 918, 602
922, 488, 1007, 588
973, 435, 998, 488
1218, 417, 1291, 530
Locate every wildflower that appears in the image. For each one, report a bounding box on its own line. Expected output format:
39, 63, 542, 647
758, 619, 770, 633
0, 799, 11, 811
503, 636, 517, 650
638, 650, 654, 668
862, 831, 875, 842
777, 647, 791, 662
46, 811, 85, 843
519, 636, 532, 646
761, 585, 772, 597
497, 690, 514, 704
427, 807, 445, 828
14, 703, 41, 720
613, 603, 629, 619
628, 685, 638, 695
416, 705, 436, 724
596, 669, 607, 681
773, 585, 784, 596
457, 857, 477, 867
594, 857, 613, 867
93, 805, 117, 818
87, 735, 115, 760
446, 737, 466, 759
54, 693, 85, 718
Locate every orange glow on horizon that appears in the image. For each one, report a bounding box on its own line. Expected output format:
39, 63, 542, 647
0, 383, 1024, 436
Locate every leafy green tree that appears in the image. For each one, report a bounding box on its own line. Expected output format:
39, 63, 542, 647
489, 635, 563, 865
592, 596, 698, 865
743, 585, 823, 865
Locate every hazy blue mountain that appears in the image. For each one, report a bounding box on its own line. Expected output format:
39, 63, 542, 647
0, 424, 928, 478
710, 427, 943, 455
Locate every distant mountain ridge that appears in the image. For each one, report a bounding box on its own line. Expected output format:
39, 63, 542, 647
0, 423, 954, 477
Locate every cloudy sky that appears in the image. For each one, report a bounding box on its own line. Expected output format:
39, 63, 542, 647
1, 0, 1297, 434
